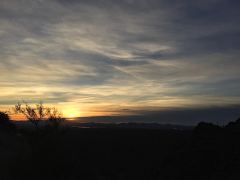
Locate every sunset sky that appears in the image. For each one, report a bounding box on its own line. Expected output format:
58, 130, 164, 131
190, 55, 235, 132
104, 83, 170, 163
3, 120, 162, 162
0, 0, 240, 122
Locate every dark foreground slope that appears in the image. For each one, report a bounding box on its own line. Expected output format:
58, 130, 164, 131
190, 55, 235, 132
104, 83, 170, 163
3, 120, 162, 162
1, 119, 240, 180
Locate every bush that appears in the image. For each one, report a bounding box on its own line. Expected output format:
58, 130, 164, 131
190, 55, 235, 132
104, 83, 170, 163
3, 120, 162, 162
0, 111, 15, 131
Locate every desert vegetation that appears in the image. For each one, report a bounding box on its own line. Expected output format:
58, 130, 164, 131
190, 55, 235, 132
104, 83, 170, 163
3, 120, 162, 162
14, 102, 64, 128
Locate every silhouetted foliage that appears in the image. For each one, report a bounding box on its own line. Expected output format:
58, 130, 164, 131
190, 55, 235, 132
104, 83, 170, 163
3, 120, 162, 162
14, 102, 64, 129
0, 111, 15, 131
14, 102, 46, 128
46, 107, 64, 129
193, 121, 222, 140
0, 111, 10, 124
225, 117, 240, 132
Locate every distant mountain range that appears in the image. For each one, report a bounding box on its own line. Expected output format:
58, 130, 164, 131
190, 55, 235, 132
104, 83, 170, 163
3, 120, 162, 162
14, 120, 193, 130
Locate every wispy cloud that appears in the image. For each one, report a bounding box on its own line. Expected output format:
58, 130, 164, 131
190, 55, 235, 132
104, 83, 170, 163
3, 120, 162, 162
0, 0, 240, 118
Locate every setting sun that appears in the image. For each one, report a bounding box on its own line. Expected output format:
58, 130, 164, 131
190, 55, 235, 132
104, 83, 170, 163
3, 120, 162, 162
62, 109, 80, 119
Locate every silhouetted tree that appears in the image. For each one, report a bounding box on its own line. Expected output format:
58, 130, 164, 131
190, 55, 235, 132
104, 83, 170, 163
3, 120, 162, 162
46, 107, 64, 129
193, 122, 222, 141
0, 111, 15, 130
0, 111, 10, 124
14, 102, 64, 129
225, 117, 240, 131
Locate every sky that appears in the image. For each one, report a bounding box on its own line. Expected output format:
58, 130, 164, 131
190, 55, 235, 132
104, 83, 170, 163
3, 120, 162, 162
0, 0, 240, 122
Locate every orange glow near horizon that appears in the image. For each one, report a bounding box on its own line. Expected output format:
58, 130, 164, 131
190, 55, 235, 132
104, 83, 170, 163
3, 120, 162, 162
10, 114, 26, 121
62, 108, 81, 119
6, 105, 121, 121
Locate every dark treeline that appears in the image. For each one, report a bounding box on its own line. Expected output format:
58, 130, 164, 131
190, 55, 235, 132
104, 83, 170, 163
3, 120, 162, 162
1, 110, 240, 179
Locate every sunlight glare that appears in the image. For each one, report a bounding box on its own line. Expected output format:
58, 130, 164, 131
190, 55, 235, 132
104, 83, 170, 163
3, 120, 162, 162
62, 108, 80, 119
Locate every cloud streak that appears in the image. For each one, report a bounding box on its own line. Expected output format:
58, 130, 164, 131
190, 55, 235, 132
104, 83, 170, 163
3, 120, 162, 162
0, 0, 239, 120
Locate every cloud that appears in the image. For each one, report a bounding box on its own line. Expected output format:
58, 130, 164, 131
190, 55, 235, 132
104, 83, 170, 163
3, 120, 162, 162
0, 0, 239, 121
